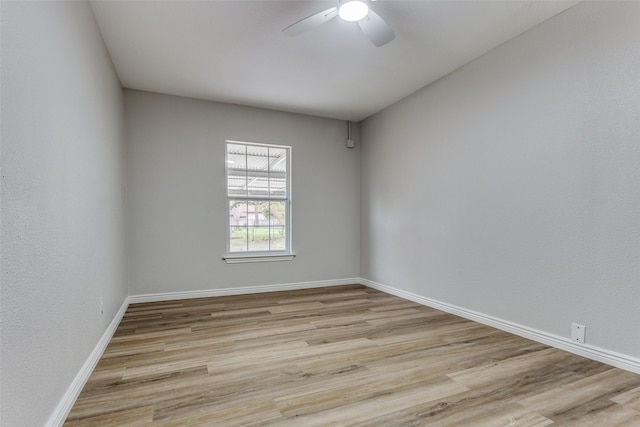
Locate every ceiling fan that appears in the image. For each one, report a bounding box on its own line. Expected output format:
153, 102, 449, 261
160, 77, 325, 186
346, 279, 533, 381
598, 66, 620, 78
283, 0, 395, 47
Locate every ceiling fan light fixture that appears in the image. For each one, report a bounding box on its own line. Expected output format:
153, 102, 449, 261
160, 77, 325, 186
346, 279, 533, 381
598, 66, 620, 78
338, 0, 369, 22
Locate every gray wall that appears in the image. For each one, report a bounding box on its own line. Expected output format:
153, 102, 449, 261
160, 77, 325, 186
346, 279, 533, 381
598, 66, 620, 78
0, 2, 127, 426
124, 90, 360, 295
2, 2, 638, 426
361, 1, 640, 359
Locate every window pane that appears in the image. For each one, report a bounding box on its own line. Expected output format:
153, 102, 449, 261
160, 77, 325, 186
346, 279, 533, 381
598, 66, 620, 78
267, 201, 286, 250
247, 227, 270, 252
244, 201, 265, 227
227, 175, 247, 197
245, 146, 268, 198
267, 201, 286, 227
227, 144, 247, 197
230, 227, 247, 252
270, 226, 286, 250
269, 148, 287, 198
269, 176, 287, 198
269, 148, 287, 172
246, 176, 269, 198
229, 200, 247, 252
229, 200, 247, 227
247, 146, 269, 172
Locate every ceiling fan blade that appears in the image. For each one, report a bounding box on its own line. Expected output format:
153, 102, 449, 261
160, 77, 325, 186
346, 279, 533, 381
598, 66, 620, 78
283, 7, 338, 36
357, 9, 395, 47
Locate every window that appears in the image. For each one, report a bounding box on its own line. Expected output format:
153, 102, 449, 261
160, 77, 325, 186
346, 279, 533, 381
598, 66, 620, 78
224, 140, 292, 262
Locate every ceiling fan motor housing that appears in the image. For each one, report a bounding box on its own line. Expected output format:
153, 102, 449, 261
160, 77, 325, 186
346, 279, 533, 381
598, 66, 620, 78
338, 0, 369, 22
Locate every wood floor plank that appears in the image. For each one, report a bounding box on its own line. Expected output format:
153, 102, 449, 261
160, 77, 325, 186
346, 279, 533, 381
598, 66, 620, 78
63, 406, 154, 427
446, 347, 578, 389
518, 368, 640, 421
611, 385, 640, 411
64, 285, 640, 426
273, 377, 469, 427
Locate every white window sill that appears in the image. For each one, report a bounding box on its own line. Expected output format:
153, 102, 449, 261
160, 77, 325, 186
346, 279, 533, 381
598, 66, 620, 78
223, 254, 296, 264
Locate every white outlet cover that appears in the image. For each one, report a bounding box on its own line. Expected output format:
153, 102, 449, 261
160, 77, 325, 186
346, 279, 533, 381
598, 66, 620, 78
571, 323, 585, 344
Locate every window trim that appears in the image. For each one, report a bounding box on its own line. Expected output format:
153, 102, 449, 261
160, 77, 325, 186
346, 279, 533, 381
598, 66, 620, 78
222, 254, 296, 264
224, 140, 293, 261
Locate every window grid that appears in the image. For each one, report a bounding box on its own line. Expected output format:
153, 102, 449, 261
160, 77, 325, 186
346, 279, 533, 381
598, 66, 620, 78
225, 141, 291, 256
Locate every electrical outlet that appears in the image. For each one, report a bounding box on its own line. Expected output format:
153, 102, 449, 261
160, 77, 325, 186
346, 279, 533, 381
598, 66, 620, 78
100, 296, 104, 315
571, 323, 585, 344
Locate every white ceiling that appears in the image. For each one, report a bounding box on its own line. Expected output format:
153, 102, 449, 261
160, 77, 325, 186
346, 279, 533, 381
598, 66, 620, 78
90, 0, 580, 122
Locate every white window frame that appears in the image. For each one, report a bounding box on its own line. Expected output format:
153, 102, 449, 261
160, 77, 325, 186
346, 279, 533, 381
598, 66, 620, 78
223, 140, 294, 263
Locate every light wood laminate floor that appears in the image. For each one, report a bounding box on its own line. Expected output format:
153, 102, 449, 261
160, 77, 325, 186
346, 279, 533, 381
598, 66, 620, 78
65, 285, 640, 426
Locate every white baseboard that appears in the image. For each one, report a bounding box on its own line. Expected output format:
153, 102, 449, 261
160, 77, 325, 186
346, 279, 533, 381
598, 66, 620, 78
360, 278, 640, 374
46, 298, 129, 427
128, 278, 362, 304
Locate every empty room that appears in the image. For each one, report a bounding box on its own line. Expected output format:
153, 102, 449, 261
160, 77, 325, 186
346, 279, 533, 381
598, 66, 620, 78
2, 1, 639, 426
